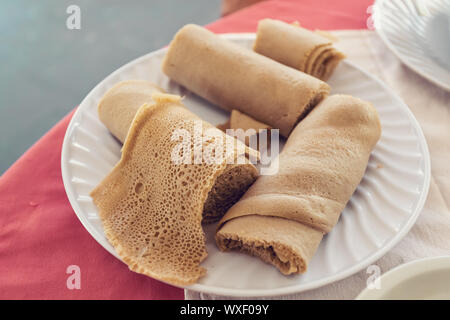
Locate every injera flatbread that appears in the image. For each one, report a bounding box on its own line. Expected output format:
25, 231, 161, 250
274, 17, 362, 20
162, 24, 330, 138
98, 80, 164, 143
217, 110, 272, 149
97, 83, 260, 224
216, 95, 381, 275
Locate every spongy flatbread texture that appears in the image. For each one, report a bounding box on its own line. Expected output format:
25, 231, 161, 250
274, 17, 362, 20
217, 110, 270, 136
162, 24, 330, 138
229, 110, 271, 132
218, 110, 272, 150
216, 215, 323, 275
98, 80, 164, 143
91, 94, 257, 285
254, 19, 346, 81
216, 95, 381, 274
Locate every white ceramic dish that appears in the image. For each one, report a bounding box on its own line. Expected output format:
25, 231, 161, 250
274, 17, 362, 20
357, 256, 450, 299
373, 0, 450, 91
61, 33, 430, 297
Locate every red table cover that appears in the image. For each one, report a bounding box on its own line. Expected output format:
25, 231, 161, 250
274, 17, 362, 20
0, 0, 373, 299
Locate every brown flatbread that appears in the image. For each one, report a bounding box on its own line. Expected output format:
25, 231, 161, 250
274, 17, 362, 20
97, 83, 259, 224
305, 45, 332, 75
91, 93, 258, 285
254, 19, 332, 71
254, 19, 346, 81
218, 110, 272, 150
229, 110, 271, 133
98, 80, 164, 143
216, 95, 381, 275
312, 48, 346, 81
162, 24, 330, 138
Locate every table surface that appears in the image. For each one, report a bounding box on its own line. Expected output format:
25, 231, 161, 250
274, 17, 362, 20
0, 0, 221, 174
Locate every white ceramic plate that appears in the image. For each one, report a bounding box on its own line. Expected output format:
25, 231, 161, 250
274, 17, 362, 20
357, 256, 450, 299
373, 0, 450, 91
61, 34, 430, 297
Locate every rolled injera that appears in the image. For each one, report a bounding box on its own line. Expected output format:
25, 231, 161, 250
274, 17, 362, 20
216, 95, 381, 275
98, 80, 164, 143
217, 110, 272, 150
162, 24, 330, 138
254, 19, 346, 81
96, 85, 259, 224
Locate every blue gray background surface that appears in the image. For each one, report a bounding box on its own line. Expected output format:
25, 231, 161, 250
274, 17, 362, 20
0, 0, 221, 174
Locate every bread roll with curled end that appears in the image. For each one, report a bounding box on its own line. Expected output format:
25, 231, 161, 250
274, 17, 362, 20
98, 80, 164, 143
216, 95, 381, 275
97, 83, 260, 224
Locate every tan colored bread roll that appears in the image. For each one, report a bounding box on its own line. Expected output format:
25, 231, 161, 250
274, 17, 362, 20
97, 80, 164, 143
217, 110, 271, 149
254, 19, 346, 81
216, 95, 381, 275
228, 110, 271, 133
162, 24, 330, 138
91, 93, 259, 285
97, 82, 259, 224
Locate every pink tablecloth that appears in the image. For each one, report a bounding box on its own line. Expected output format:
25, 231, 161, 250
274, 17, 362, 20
0, 0, 373, 299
